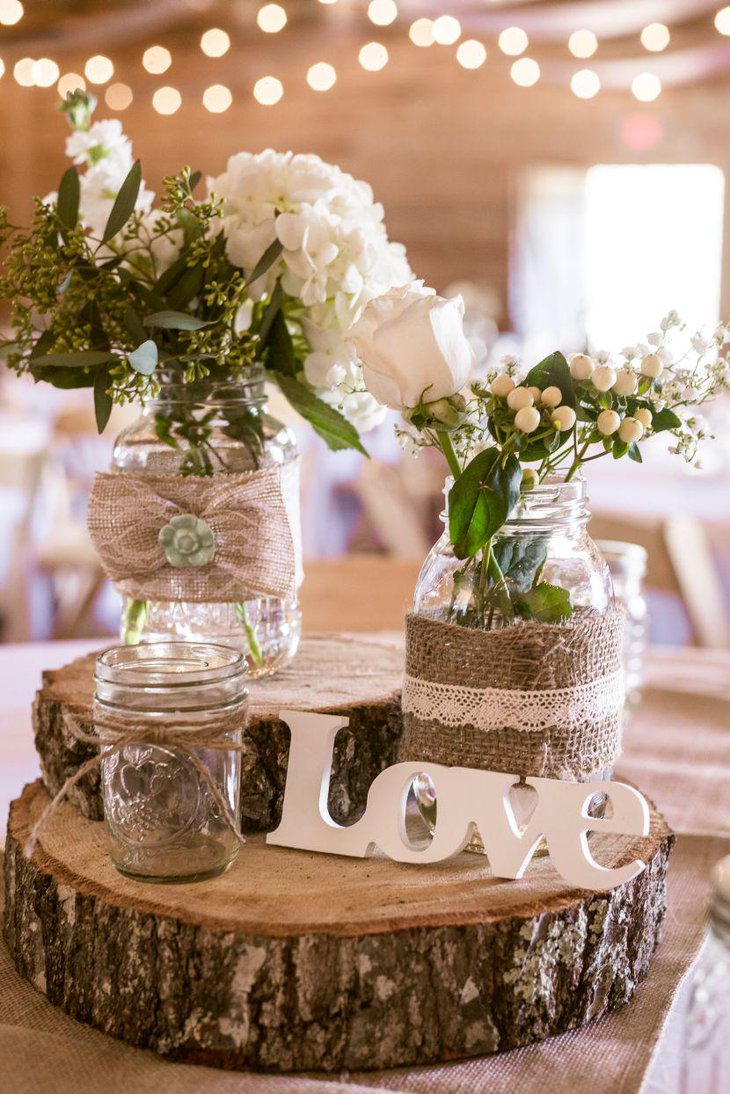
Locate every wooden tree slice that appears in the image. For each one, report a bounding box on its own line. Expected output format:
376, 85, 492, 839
4, 780, 673, 1073
32, 635, 404, 831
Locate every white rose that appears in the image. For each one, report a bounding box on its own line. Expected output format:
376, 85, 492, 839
348, 284, 475, 410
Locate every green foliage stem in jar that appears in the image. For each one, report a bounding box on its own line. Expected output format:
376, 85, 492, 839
0, 92, 413, 670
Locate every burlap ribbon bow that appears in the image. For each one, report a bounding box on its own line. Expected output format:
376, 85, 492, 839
87, 461, 302, 603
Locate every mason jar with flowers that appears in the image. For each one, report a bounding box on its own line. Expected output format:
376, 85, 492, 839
350, 289, 729, 835
0, 92, 411, 674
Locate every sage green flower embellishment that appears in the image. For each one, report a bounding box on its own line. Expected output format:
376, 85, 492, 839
158, 514, 215, 568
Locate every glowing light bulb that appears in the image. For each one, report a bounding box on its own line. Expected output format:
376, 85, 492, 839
253, 75, 284, 105
716, 7, 730, 35
152, 86, 182, 114
105, 83, 133, 110
641, 23, 670, 52
499, 27, 528, 56
409, 18, 433, 47
257, 4, 287, 34
57, 73, 85, 97
568, 29, 597, 59
432, 15, 461, 45
510, 57, 540, 87
632, 72, 661, 102
31, 58, 59, 88
200, 28, 231, 57
143, 46, 172, 74
203, 83, 232, 112
571, 69, 600, 99
0, 1, 23, 27
358, 42, 389, 71
307, 61, 337, 91
85, 55, 114, 85
13, 58, 35, 87
368, 0, 397, 26
457, 40, 486, 70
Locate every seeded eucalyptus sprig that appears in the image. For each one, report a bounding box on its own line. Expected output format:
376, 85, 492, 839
0, 93, 367, 458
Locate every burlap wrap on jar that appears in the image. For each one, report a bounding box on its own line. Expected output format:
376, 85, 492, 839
87, 461, 302, 604
399, 608, 625, 780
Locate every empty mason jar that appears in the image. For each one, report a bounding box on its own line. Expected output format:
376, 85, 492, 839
596, 540, 648, 712
96, 642, 247, 883
682, 854, 730, 1092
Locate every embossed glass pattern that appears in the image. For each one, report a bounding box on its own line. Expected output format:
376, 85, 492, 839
96, 642, 247, 882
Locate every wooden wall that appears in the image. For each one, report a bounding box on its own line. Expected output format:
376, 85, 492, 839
2, 19, 730, 323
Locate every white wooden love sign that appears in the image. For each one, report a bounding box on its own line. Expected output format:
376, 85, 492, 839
266, 711, 650, 892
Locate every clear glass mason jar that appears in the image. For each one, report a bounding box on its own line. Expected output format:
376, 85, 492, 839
596, 540, 648, 714
96, 642, 247, 883
681, 854, 730, 1092
411, 477, 615, 840
112, 370, 302, 677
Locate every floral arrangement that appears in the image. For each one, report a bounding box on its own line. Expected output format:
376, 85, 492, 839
0, 92, 411, 452
350, 287, 730, 625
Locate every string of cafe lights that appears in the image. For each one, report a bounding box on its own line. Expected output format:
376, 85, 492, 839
1, 2, 730, 111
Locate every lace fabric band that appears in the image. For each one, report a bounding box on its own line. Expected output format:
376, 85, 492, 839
402, 669, 625, 733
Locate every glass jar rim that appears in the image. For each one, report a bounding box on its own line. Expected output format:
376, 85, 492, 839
95, 641, 247, 689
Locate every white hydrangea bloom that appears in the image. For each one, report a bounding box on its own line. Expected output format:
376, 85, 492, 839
210, 149, 412, 431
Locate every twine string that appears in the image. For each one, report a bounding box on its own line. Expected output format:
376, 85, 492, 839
24, 713, 248, 860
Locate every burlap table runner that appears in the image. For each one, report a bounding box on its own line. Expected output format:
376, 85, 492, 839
400, 610, 625, 780
87, 460, 303, 603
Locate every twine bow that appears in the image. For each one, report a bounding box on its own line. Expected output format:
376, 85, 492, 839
24, 713, 248, 860
87, 461, 302, 604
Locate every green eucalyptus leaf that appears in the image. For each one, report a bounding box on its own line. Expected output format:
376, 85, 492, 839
612, 439, 629, 459
265, 311, 297, 377
514, 582, 572, 622
448, 449, 521, 560
245, 238, 284, 287
57, 166, 80, 230
256, 280, 284, 350
652, 408, 682, 433
123, 306, 147, 344
628, 442, 643, 463
166, 264, 205, 310
526, 350, 575, 408
31, 350, 116, 368
102, 159, 142, 243
93, 367, 114, 433
128, 339, 158, 376
272, 373, 368, 455
143, 310, 213, 331
188, 170, 202, 192
493, 536, 548, 594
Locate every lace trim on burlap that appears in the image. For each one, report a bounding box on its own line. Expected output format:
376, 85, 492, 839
398, 609, 625, 780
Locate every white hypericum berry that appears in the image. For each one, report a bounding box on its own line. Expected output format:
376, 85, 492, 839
597, 409, 621, 436
514, 406, 541, 433
592, 366, 617, 392
635, 407, 653, 428
527, 385, 542, 402
540, 385, 562, 408
569, 353, 594, 380
490, 374, 516, 398
618, 417, 644, 444
612, 369, 638, 396
551, 405, 577, 431
506, 386, 534, 411
641, 353, 664, 378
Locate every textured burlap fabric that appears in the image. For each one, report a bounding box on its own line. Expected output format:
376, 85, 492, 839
400, 609, 625, 779
87, 460, 302, 603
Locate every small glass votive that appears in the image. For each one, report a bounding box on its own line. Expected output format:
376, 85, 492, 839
596, 540, 649, 712
95, 641, 247, 883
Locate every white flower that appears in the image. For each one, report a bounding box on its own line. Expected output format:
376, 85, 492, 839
66, 120, 132, 180
347, 284, 475, 410
210, 148, 411, 432
646, 332, 663, 347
